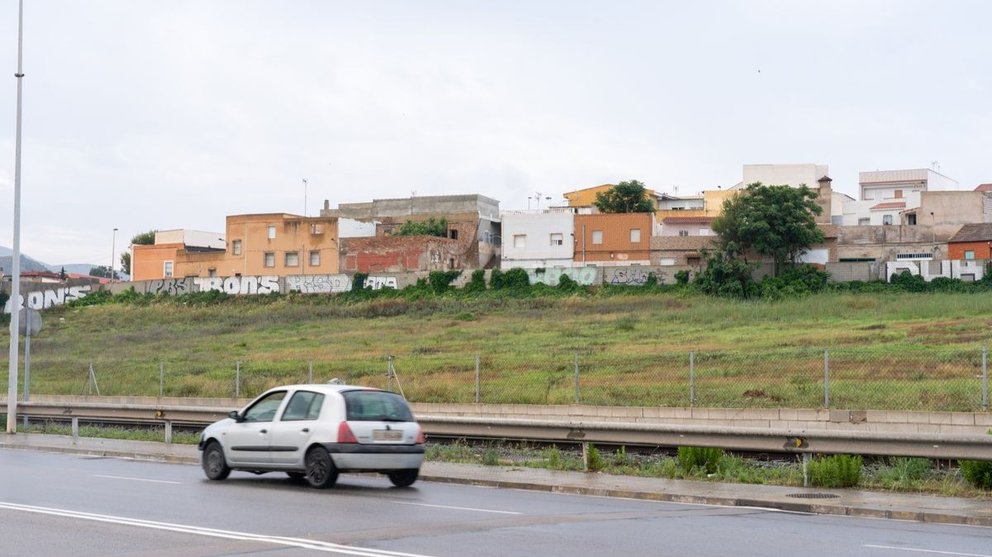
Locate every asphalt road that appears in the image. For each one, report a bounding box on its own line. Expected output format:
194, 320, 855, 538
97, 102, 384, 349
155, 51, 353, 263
1, 450, 990, 557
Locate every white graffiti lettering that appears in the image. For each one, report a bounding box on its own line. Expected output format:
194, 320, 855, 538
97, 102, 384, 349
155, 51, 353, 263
148, 279, 190, 295
886, 260, 985, 282
527, 268, 598, 286
286, 274, 352, 294
364, 276, 398, 290
193, 276, 280, 295
3, 285, 92, 313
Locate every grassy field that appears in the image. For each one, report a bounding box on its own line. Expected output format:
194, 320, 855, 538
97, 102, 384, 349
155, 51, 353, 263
2, 289, 992, 411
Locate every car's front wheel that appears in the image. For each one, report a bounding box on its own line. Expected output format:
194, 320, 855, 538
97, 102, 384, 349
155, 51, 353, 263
201, 441, 230, 481
388, 469, 419, 488
305, 447, 338, 489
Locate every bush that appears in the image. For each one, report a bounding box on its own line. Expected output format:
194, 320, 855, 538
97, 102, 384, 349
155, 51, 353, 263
428, 271, 462, 294
585, 444, 607, 472
808, 454, 862, 488
463, 269, 487, 293
557, 274, 582, 294
674, 270, 690, 286
959, 460, 992, 490
694, 252, 757, 299
677, 446, 724, 474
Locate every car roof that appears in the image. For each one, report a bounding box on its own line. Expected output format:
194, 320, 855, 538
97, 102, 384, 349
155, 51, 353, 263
267, 383, 387, 396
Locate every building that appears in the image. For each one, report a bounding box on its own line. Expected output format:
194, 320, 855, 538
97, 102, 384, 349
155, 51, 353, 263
500, 210, 576, 269
563, 184, 664, 211
573, 213, 653, 266
842, 168, 959, 226
947, 224, 992, 261
737, 163, 848, 225
131, 229, 226, 281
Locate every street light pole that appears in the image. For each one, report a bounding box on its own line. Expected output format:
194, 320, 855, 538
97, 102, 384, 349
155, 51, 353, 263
111, 227, 118, 281
7, 0, 25, 434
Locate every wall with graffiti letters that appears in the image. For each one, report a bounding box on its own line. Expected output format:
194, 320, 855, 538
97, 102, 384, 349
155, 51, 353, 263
3, 285, 92, 313
886, 260, 985, 282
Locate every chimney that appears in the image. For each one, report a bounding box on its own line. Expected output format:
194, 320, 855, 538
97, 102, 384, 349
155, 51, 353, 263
816, 176, 833, 224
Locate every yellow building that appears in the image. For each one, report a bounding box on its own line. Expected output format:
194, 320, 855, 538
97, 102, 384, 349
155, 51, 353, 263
132, 213, 340, 281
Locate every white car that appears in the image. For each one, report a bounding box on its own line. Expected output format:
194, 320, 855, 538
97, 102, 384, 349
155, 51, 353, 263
199, 383, 425, 488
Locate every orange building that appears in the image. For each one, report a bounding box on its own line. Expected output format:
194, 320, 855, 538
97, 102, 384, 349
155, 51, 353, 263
947, 223, 992, 261
573, 213, 654, 266
132, 214, 341, 281
563, 184, 663, 210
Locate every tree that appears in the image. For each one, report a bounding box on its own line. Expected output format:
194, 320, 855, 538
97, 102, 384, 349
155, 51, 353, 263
122, 230, 157, 275
394, 217, 448, 237
593, 180, 655, 213
58, 266, 67, 281
89, 265, 118, 279
711, 182, 824, 276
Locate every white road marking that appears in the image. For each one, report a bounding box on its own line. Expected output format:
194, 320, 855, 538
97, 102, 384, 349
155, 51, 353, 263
865, 545, 992, 557
391, 501, 522, 515
0, 502, 438, 557
92, 474, 181, 485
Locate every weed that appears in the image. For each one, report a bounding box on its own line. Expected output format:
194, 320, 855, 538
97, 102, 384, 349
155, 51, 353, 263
808, 454, 862, 488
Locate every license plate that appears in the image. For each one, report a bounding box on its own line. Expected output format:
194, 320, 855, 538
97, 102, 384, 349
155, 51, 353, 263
373, 429, 403, 441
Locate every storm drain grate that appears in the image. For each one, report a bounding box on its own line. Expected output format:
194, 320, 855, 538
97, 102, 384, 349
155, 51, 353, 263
786, 492, 840, 499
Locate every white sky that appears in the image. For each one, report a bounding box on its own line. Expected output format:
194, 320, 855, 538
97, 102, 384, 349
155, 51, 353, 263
0, 1, 990, 266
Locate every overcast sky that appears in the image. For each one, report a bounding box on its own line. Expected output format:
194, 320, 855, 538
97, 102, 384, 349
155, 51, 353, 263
0, 1, 989, 267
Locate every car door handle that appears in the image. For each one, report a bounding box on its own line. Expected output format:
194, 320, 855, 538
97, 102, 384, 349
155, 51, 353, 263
301, 428, 310, 433
259, 429, 267, 434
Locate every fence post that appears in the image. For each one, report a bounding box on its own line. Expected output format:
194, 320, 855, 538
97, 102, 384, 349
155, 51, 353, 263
308, 361, 313, 384
387, 355, 394, 392
159, 362, 164, 398
574, 352, 580, 404
71, 417, 79, 440
235, 361, 241, 398
474, 354, 480, 404
164, 420, 173, 444
823, 348, 830, 409
983, 346, 988, 412
689, 352, 695, 407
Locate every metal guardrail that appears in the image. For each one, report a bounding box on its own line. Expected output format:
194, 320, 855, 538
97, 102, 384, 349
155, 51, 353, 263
9, 400, 992, 460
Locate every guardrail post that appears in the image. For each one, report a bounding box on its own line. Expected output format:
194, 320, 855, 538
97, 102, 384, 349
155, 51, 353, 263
689, 352, 695, 407
824, 348, 830, 409
235, 361, 241, 398
71, 417, 78, 441
574, 352, 580, 404
164, 420, 173, 444
983, 346, 988, 411
159, 362, 164, 398
802, 453, 810, 487
474, 354, 480, 404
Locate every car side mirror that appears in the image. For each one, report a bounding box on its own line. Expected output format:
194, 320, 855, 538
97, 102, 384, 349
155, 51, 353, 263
228, 410, 244, 422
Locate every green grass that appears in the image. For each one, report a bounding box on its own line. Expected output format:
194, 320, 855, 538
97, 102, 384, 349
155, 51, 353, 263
1, 291, 991, 410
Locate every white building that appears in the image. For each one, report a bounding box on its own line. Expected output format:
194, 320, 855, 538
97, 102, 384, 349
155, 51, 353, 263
842, 168, 959, 226
737, 163, 849, 224
500, 210, 576, 269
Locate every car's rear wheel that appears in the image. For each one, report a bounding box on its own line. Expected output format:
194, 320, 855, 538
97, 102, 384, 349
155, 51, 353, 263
201, 441, 230, 481
305, 447, 338, 489
387, 468, 419, 488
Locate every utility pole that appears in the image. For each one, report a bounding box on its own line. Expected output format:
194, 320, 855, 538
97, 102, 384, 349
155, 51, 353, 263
7, 0, 25, 433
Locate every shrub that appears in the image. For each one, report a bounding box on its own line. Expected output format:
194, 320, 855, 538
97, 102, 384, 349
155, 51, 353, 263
463, 269, 487, 293
808, 454, 862, 488
557, 274, 581, 293
674, 270, 690, 286
694, 252, 757, 299
393, 217, 448, 237
428, 271, 462, 294
585, 444, 606, 472
959, 460, 992, 490
677, 446, 724, 474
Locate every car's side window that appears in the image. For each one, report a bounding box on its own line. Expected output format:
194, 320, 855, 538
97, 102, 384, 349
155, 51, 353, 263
243, 391, 286, 423
281, 391, 324, 421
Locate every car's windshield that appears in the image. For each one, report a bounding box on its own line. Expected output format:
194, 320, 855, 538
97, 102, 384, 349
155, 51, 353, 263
342, 390, 414, 422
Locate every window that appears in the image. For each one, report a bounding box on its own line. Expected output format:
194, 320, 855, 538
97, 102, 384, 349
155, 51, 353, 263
232, 239, 242, 255
267, 225, 276, 239
285, 252, 300, 267
678, 230, 689, 237
965, 250, 975, 260
629, 229, 641, 243
882, 215, 893, 225
907, 214, 917, 225
263, 252, 275, 267
281, 391, 324, 421
700, 228, 713, 236
513, 234, 526, 248
310, 250, 320, 266
858, 218, 870, 226
896, 253, 933, 260
208, 268, 217, 277
659, 258, 676, 266
894, 190, 903, 199
163, 261, 174, 278
550, 233, 564, 246
243, 391, 286, 422
449, 229, 458, 240
592, 231, 603, 245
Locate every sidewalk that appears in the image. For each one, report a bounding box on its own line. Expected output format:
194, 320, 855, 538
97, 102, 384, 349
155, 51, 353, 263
2, 432, 990, 527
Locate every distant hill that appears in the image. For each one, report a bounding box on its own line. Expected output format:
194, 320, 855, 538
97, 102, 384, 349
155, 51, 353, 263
0, 245, 99, 276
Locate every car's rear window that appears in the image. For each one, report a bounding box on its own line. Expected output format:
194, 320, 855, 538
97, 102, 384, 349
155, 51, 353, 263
342, 390, 415, 422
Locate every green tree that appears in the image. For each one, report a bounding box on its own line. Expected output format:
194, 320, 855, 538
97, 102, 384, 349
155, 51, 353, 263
711, 182, 824, 276
394, 217, 448, 237
593, 180, 655, 213
89, 265, 117, 279
122, 230, 157, 275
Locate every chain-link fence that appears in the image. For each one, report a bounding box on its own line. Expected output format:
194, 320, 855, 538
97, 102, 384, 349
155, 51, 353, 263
3, 347, 989, 412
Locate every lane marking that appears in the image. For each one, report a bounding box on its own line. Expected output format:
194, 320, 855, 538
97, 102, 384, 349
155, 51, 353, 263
391, 501, 522, 515
865, 545, 992, 557
93, 474, 181, 485
0, 502, 438, 557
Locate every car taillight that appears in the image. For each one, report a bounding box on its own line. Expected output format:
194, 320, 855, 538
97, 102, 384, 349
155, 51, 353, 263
337, 422, 358, 444
415, 425, 426, 444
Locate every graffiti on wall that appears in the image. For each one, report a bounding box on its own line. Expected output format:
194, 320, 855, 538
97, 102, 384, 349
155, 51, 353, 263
886, 260, 985, 282
527, 267, 598, 286
3, 285, 92, 313
146, 279, 192, 296
193, 276, 280, 295
365, 276, 398, 290
286, 274, 352, 294
606, 268, 654, 285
